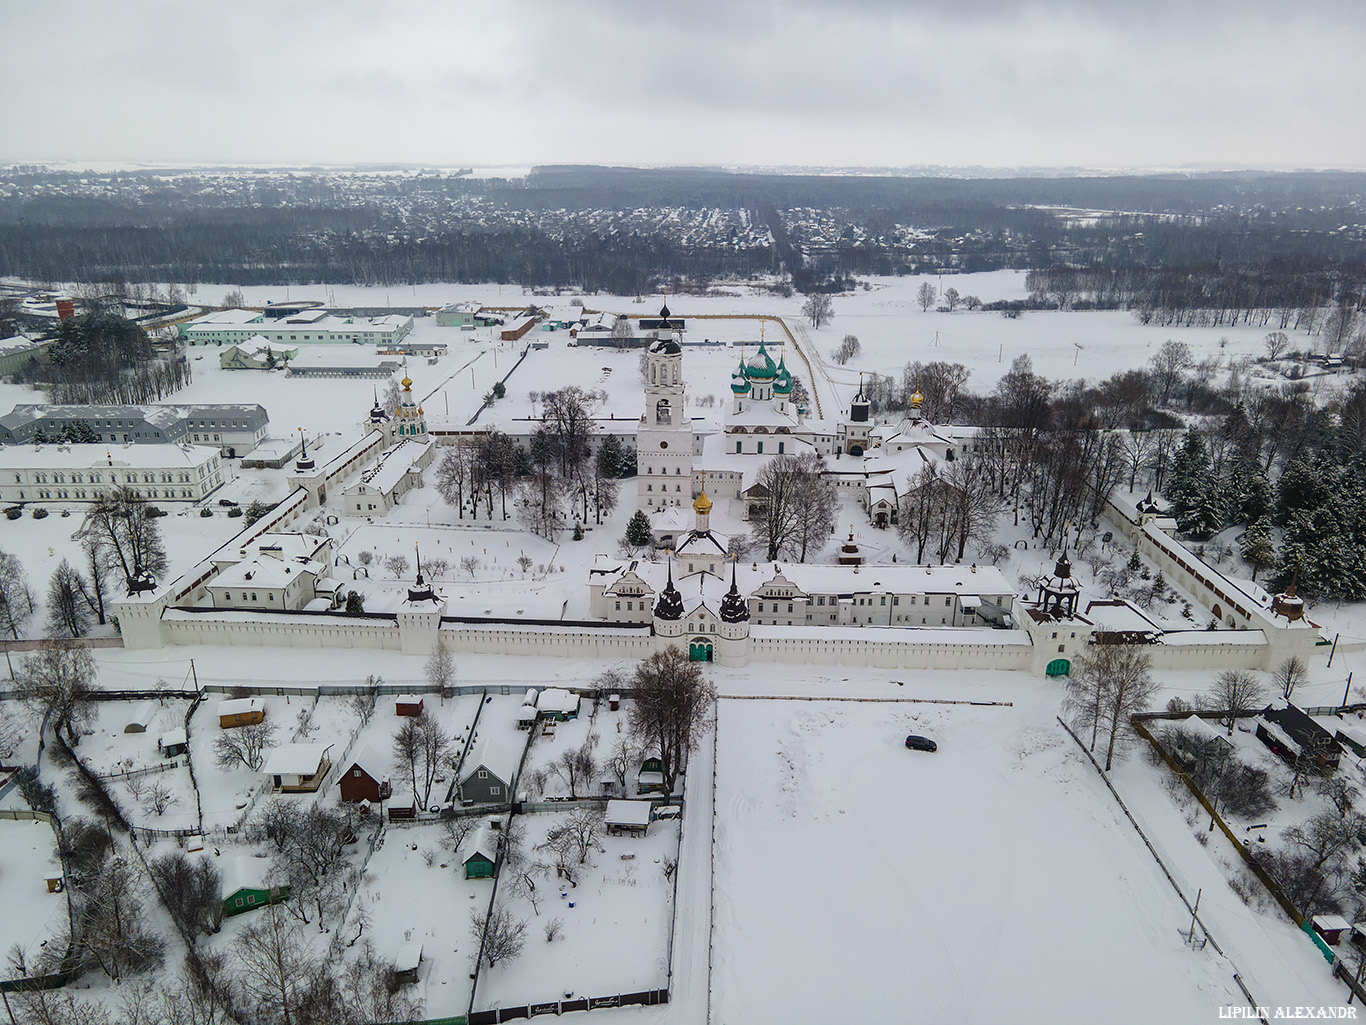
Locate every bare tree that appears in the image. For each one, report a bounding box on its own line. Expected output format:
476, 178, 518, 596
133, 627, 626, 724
425, 641, 455, 692
1198, 669, 1266, 733
16, 638, 97, 745
470, 906, 526, 970
0, 548, 35, 639
459, 555, 481, 579
801, 293, 833, 328
1265, 331, 1290, 361
916, 282, 937, 312
1149, 339, 1194, 405
234, 905, 319, 1025
392, 717, 421, 805
383, 554, 410, 579
1283, 810, 1366, 872
628, 646, 716, 793
144, 780, 180, 817
751, 452, 832, 562
77, 488, 168, 592
1273, 656, 1308, 701
415, 709, 453, 809
605, 736, 639, 791
548, 738, 599, 799
1066, 644, 1159, 770
150, 851, 223, 941
214, 720, 278, 771
831, 334, 860, 365
943, 287, 961, 312
46, 559, 93, 638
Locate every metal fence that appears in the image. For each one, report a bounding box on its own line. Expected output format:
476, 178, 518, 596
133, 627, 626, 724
467, 990, 668, 1023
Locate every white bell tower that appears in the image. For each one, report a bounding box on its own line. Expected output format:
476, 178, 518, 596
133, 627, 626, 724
637, 337, 693, 511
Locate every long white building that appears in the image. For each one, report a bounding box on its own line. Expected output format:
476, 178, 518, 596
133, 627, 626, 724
0, 443, 231, 503
181, 309, 414, 347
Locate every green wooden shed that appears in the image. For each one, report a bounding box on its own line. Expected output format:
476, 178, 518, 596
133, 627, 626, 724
462, 824, 498, 880
222, 855, 288, 917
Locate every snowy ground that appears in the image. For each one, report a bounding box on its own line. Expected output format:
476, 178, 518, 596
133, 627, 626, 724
520, 700, 633, 800
711, 696, 1270, 1023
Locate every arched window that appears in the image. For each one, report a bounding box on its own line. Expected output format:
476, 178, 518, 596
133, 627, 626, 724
656, 399, 670, 425
651, 363, 657, 385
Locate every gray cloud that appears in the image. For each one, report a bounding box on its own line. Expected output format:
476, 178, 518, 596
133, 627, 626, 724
5, 0, 1366, 169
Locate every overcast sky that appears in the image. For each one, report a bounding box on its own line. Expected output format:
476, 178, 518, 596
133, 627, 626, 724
8, 0, 1366, 172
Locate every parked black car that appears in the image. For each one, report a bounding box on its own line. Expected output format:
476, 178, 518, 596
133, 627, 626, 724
905, 735, 937, 753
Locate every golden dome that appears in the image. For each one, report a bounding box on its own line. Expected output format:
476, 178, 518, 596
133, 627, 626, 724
693, 486, 713, 516
910, 385, 924, 407
401, 374, 412, 391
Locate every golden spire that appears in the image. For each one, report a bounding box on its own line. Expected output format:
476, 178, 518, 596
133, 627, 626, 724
693, 472, 712, 516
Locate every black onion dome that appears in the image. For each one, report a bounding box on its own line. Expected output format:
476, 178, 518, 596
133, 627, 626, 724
654, 563, 683, 621
719, 563, 749, 623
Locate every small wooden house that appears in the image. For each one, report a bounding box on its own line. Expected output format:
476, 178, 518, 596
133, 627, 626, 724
637, 755, 666, 795
605, 800, 652, 837
158, 728, 188, 758
1336, 722, 1366, 759
387, 782, 417, 821
456, 728, 524, 804
394, 942, 423, 985
262, 743, 332, 793
515, 704, 538, 731
536, 688, 580, 722
395, 694, 424, 717
222, 856, 288, 917
1255, 703, 1341, 771
338, 742, 391, 804
463, 823, 498, 879
1314, 914, 1351, 946
217, 697, 265, 729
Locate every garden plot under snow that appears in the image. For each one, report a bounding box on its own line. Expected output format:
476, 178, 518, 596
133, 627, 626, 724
0, 818, 68, 966
474, 810, 679, 1012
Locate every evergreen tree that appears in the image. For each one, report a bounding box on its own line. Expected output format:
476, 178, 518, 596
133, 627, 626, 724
1240, 517, 1277, 581
1165, 428, 1210, 523
624, 509, 652, 549
1238, 463, 1274, 524
1178, 485, 1224, 540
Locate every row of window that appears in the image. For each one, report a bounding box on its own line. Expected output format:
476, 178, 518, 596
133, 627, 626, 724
21, 487, 199, 500
735, 441, 784, 454
643, 484, 684, 492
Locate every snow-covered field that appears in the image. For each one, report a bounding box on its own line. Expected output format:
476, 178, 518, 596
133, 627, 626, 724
710, 696, 1319, 1023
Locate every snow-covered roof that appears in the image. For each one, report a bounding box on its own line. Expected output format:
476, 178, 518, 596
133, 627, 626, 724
193, 309, 264, 326
222, 855, 276, 896
517, 704, 538, 722
0, 443, 221, 470
394, 941, 423, 973
536, 688, 580, 715
159, 728, 187, 748
395, 693, 425, 705
212, 556, 321, 592
217, 697, 262, 717
605, 800, 653, 828
459, 725, 526, 784
1254, 716, 1301, 756
1084, 599, 1162, 635
463, 822, 499, 864
346, 739, 390, 778
262, 743, 330, 776
125, 700, 157, 729
1177, 715, 1230, 747
351, 438, 434, 496
1336, 722, 1366, 748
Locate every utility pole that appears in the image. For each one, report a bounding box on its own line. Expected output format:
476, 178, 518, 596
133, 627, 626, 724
1342, 672, 1354, 713
190, 658, 200, 696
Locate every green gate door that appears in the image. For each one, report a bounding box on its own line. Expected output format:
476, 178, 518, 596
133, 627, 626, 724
1045, 658, 1071, 677
689, 640, 714, 662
